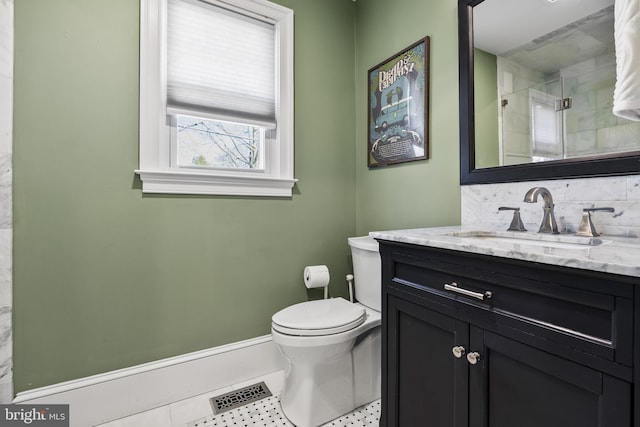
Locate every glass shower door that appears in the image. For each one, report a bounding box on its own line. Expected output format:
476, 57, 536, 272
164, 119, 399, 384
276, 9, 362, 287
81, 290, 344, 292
499, 77, 564, 165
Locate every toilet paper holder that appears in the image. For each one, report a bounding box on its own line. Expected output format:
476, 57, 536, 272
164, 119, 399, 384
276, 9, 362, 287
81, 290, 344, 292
304, 265, 330, 299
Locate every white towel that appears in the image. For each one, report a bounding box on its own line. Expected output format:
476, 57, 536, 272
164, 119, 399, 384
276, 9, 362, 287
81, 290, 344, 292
613, 0, 640, 121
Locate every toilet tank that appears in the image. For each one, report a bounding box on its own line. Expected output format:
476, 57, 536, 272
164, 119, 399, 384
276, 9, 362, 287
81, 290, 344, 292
348, 236, 381, 312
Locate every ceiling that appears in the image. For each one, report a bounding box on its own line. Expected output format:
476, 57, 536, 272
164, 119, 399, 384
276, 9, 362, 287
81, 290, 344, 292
473, 0, 615, 72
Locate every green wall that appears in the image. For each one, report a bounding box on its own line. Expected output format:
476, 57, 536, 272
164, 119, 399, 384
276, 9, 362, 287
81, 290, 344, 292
13, 0, 464, 394
474, 48, 499, 168
13, 0, 357, 392
354, 0, 461, 234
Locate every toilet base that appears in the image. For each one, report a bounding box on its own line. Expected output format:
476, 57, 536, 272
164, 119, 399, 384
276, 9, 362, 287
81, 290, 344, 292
277, 327, 381, 427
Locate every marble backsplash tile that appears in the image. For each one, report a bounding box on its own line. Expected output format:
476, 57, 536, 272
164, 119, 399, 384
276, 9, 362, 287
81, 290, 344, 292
0, 153, 11, 229
0, 305, 10, 380
0, 76, 11, 155
0, 0, 13, 404
0, 2, 12, 80
461, 175, 640, 238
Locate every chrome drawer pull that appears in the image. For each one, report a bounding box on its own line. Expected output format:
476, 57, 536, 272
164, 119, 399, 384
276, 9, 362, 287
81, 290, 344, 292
444, 282, 492, 301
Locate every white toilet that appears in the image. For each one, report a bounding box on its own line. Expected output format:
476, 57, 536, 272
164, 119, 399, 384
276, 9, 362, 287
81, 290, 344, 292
271, 236, 382, 427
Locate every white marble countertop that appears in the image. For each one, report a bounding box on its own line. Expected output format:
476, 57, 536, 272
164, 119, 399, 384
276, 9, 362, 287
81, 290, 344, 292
370, 226, 640, 279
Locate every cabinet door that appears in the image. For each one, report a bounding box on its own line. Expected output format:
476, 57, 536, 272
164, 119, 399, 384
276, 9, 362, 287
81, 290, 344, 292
385, 295, 469, 427
468, 328, 631, 427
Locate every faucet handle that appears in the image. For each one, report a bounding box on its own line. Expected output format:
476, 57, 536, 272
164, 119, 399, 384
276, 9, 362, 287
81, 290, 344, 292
575, 207, 615, 237
498, 207, 527, 232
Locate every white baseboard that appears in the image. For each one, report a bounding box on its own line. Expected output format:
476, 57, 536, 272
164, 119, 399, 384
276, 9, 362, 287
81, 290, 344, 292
13, 335, 286, 427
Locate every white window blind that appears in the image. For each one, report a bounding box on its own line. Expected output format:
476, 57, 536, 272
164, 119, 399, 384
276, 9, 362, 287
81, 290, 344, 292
167, 0, 277, 128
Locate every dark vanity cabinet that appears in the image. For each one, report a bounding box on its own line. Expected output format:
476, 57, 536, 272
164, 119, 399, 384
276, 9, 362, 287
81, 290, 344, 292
379, 240, 638, 427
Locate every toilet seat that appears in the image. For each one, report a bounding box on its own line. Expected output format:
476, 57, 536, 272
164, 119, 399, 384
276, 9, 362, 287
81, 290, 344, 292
272, 297, 366, 336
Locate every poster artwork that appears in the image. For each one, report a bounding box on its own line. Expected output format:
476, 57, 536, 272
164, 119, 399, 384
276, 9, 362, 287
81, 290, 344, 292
368, 38, 429, 167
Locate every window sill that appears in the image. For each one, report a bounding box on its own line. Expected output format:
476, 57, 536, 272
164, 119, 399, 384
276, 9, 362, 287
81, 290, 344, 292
135, 169, 297, 197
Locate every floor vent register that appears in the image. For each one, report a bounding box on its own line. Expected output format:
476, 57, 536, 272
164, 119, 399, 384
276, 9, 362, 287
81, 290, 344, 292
209, 381, 273, 415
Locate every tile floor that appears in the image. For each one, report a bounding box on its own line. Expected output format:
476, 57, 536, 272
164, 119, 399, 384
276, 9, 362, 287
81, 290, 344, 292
94, 370, 381, 427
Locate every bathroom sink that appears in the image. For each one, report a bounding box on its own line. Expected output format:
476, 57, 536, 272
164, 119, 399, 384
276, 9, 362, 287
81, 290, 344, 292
447, 230, 609, 250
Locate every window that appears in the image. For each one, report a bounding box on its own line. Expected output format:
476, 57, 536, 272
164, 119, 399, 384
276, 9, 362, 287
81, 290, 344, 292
137, 0, 295, 196
175, 116, 265, 170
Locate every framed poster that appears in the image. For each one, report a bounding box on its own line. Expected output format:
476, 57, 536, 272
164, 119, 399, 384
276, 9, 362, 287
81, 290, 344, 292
367, 37, 430, 167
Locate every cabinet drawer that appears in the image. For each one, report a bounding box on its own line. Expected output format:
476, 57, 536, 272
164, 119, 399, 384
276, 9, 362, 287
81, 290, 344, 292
382, 242, 634, 370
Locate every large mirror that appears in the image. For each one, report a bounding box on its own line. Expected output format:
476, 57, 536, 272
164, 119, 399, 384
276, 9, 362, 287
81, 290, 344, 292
459, 0, 640, 185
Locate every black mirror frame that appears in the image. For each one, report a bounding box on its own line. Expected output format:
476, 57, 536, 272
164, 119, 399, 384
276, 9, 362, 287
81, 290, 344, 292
458, 0, 640, 185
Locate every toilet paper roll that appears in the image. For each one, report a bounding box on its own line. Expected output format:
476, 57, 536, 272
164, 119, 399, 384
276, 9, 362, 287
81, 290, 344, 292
303, 265, 330, 289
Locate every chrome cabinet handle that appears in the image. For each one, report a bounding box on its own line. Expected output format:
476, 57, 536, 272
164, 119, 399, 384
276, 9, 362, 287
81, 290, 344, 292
452, 346, 466, 359
444, 282, 492, 301
467, 351, 481, 365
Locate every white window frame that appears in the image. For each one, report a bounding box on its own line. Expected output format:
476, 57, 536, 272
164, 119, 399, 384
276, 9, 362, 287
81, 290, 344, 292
137, 0, 296, 197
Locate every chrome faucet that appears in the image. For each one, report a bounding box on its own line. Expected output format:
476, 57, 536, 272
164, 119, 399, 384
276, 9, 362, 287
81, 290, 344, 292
523, 187, 559, 234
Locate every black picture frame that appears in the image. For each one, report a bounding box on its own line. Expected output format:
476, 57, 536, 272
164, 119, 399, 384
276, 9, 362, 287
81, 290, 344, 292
368, 37, 430, 168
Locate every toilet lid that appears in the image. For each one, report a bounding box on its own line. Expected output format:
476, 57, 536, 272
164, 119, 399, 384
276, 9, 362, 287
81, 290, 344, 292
272, 297, 366, 336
